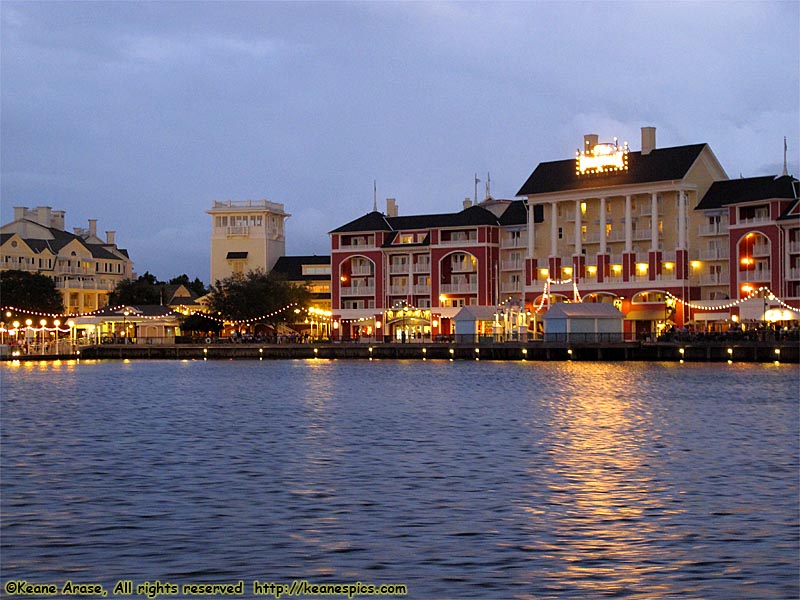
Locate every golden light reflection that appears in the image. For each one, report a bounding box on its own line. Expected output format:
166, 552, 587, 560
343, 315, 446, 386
520, 364, 677, 595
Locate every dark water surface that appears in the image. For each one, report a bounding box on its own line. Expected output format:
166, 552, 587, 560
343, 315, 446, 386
1, 359, 798, 599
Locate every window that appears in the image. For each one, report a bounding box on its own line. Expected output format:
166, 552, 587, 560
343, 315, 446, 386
558, 227, 563, 239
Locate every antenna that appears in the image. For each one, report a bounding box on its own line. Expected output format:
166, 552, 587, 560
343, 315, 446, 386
485, 172, 491, 200
373, 180, 377, 212
783, 136, 788, 177
474, 173, 480, 204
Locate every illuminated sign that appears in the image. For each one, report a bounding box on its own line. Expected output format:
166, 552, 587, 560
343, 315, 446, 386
576, 139, 629, 175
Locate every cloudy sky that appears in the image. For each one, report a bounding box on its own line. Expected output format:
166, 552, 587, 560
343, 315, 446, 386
2, 1, 798, 283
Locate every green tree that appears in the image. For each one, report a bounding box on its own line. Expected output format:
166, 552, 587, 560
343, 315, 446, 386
108, 271, 164, 306
0, 270, 64, 315
169, 274, 207, 297
207, 269, 309, 326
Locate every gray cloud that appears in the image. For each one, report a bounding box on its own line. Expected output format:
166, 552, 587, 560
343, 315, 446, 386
2, 1, 798, 283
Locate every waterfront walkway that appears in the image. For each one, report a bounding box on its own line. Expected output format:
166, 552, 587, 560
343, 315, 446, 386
3, 339, 797, 363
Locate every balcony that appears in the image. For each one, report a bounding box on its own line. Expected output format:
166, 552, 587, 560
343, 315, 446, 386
501, 237, 524, 248
439, 236, 477, 246
740, 270, 771, 282
699, 248, 729, 260
388, 285, 409, 295
413, 262, 430, 273
341, 286, 375, 297
698, 224, 729, 236
389, 263, 409, 274
501, 281, 522, 292
451, 261, 476, 273
413, 284, 431, 295
226, 226, 250, 236
440, 282, 478, 294
501, 260, 523, 271
788, 268, 800, 280
350, 266, 373, 276
789, 241, 800, 254
738, 215, 771, 226
752, 245, 770, 257
700, 274, 726, 286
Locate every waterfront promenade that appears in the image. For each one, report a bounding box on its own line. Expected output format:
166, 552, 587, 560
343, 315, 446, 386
3, 339, 797, 363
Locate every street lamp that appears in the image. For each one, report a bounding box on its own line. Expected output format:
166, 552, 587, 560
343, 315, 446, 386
122, 310, 130, 344
40, 319, 47, 355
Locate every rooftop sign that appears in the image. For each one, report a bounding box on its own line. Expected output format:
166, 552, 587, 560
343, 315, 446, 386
576, 140, 629, 175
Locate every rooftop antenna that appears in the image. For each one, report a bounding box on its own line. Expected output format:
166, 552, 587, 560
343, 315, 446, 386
373, 180, 377, 212
474, 173, 480, 204
485, 172, 491, 200
783, 136, 788, 177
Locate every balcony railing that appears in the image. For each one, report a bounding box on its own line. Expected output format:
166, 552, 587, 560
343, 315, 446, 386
699, 248, 729, 260
700, 274, 726, 285
341, 286, 375, 297
226, 226, 250, 236
388, 285, 409, 295
789, 241, 800, 254
451, 261, 476, 273
738, 215, 771, 225
501, 260, 523, 271
698, 224, 729, 236
440, 282, 478, 294
501, 237, 524, 248
752, 245, 770, 257
413, 285, 431, 295
740, 270, 771, 282
439, 237, 477, 246
350, 266, 373, 276
413, 262, 430, 273
500, 282, 522, 292
388, 264, 409, 274
789, 268, 800, 280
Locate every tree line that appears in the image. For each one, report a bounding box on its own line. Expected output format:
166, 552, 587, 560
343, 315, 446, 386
0, 270, 309, 330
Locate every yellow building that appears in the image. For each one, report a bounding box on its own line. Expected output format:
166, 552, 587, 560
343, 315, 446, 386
0, 206, 133, 313
207, 199, 289, 285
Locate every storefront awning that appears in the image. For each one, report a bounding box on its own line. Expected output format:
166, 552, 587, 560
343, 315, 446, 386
624, 308, 666, 321
693, 311, 731, 321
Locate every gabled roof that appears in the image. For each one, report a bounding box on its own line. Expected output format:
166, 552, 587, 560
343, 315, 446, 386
1, 220, 128, 260
543, 302, 624, 319
453, 305, 498, 321
497, 200, 545, 226
331, 205, 501, 235
517, 144, 708, 196
696, 174, 799, 210
272, 255, 331, 280
330, 211, 392, 233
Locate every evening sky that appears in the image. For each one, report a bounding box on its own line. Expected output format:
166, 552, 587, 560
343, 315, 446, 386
1, 1, 798, 283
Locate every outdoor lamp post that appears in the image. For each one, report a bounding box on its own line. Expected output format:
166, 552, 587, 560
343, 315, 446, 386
123, 310, 130, 343
40, 319, 47, 354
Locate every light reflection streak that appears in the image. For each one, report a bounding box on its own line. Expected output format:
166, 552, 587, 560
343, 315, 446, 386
523, 363, 677, 596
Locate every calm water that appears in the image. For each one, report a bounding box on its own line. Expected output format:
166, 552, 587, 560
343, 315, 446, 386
1, 359, 798, 599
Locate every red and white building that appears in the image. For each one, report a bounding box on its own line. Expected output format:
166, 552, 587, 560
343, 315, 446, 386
330, 127, 799, 340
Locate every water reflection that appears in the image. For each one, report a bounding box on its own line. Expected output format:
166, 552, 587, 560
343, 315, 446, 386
1, 360, 797, 599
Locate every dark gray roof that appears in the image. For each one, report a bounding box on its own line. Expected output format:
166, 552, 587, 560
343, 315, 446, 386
497, 200, 544, 226
331, 205, 501, 235
696, 175, 798, 210
272, 255, 331, 280
517, 144, 708, 196
330, 211, 393, 233
2, 221, 128, 260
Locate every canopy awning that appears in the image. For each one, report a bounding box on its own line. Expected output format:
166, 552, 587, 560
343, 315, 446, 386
693, 311, 731, 321
624, 308, 665, 321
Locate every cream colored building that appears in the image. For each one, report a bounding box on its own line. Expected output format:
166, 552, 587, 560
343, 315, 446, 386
0, 206, 133, 313
207, 199, 289, 285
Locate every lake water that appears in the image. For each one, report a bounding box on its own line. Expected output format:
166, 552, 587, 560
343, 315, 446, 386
1, 359, 798, 599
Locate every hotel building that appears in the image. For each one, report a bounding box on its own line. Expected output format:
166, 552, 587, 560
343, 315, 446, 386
0, 206, 133, 313
330, 127, 799, 339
